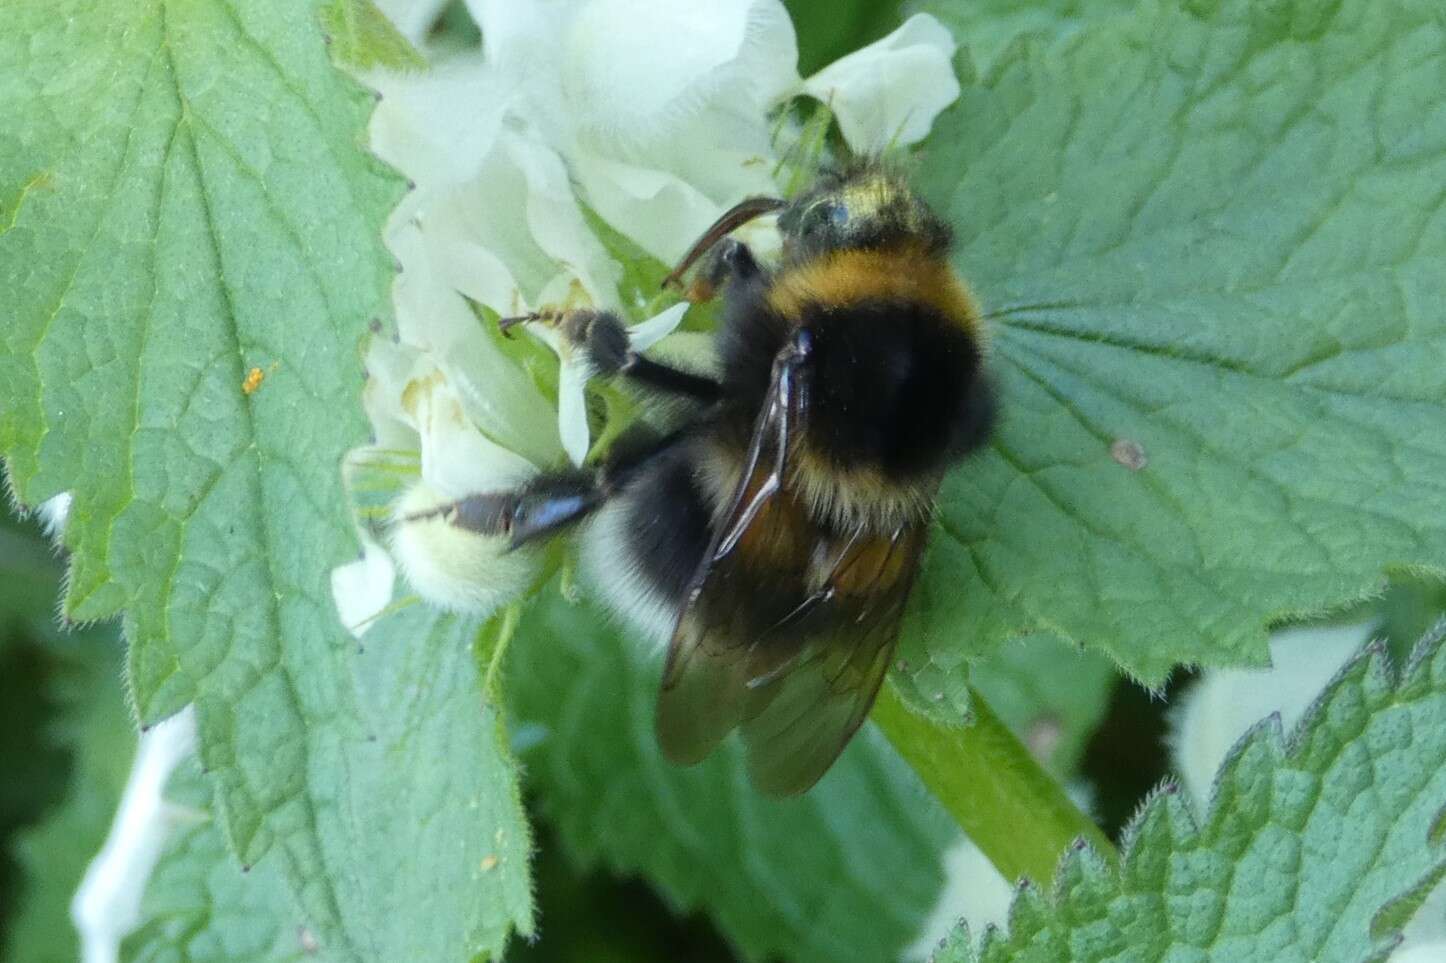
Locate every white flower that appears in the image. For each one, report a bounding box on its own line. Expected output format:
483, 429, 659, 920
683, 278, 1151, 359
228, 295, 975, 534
800, 14, 960, 151
334, 1, 962, 622
330, 539, 396, 638
466, 0, 960, 264
73, 708, 200, 963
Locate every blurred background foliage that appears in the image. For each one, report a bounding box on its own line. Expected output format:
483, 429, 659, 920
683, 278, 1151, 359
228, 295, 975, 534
2, 0, 1443, 961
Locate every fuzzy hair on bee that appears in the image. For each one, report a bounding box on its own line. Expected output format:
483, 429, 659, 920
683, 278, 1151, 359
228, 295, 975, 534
419, 161, 996, 795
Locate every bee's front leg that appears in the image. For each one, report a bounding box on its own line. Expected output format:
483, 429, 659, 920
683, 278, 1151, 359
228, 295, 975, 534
683, 238, 760, 304
501, 308, 722, 404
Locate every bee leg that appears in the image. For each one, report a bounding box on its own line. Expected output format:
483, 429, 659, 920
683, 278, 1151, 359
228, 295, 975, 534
422, 471, 603, 549
511, 308, 723, 403
684, 238, 760, 303
425, 428, 695, 549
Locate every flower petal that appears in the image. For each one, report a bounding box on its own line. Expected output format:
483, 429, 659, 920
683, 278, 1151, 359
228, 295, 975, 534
330, 540, 398, 639
368, 54, 509, 194
573, 152, 727, 264
557, 352, 594, 467
400, 360, 539, 497
628, 302, 690, 351
505, 132, 622, 308
389, 219, 560, 466
361, 338, 422, 449
426, 234, 526, 319
73, 707, 199, 961
800, 13, 960, 151
561, 0, 799, 147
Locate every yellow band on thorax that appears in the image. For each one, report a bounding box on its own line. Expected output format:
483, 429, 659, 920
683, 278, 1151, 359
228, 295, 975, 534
765, 245, 982, 338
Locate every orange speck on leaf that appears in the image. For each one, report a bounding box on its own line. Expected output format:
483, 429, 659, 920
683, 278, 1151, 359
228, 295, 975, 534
242, 366, 264, 395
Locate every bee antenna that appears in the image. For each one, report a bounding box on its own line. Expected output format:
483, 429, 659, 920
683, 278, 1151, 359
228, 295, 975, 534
663, 196, 786, 289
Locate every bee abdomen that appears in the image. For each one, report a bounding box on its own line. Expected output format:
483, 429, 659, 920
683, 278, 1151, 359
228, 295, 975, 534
800, 295, 993, 481
579, 443, 713, 643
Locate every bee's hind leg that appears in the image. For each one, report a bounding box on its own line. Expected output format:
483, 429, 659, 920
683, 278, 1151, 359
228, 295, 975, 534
419, 470, 603, 550
419, 425, 694, 550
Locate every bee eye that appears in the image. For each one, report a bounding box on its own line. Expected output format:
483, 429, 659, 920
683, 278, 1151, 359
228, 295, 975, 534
803, 200, 847, 236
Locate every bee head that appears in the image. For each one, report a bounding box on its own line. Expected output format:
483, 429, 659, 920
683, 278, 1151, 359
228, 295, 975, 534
779, 164, 951, 260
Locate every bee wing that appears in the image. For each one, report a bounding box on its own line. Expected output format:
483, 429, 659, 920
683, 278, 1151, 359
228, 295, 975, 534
655, 343, 804, 768
737, 525, 923, 796
656, 338, 923, 794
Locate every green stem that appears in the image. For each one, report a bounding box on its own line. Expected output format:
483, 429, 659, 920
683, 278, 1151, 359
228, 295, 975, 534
481, 603, 522, 703
872, 681, 1117, 885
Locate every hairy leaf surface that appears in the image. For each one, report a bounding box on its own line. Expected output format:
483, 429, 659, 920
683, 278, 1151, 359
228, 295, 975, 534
930, 630, 1446, 962
906, 0, 1446, 686
0, 2, 530, 956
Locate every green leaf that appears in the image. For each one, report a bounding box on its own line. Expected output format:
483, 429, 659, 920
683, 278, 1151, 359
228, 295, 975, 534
1379, 573, 1446, 664
968, 634, 1116, 778
0, 1, 530, 957
306, 606, 535, 959
4, 630, 131, 963
507, 591, 960, 963
320, 0, 428, 72
905, 0, 1446, 686
0, 502, 62, 639
929, 630, 1446, 963
918, 0, 1136, 72
121, 760, 309, 963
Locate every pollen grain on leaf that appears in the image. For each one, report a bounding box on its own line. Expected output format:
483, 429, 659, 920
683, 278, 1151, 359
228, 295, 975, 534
241, 366, 265, 396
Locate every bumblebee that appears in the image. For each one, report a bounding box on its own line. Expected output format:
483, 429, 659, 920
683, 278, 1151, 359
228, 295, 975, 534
443, 162, 994, 795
